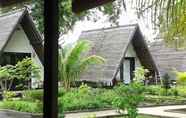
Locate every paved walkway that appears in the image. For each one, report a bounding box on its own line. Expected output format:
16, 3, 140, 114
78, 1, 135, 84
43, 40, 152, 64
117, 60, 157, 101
65, 105, 186, 118
0, 110, 31, 118
139, 105, 186, 118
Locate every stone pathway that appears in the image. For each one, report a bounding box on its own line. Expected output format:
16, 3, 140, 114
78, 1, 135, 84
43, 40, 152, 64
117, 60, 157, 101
0, 110, 31, 118
139, 105, 186, 118
65, 105, 186, 118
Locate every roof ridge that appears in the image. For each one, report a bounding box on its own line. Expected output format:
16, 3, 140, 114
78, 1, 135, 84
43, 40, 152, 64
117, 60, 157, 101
0, 8, 26, 17
82, 23, 138, 33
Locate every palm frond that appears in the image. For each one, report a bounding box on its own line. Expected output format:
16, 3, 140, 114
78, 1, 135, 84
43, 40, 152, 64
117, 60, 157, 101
131, 0, 186, 48
79, 55, 105, 72
58, 40, 105, 90
65, 40, 91, 67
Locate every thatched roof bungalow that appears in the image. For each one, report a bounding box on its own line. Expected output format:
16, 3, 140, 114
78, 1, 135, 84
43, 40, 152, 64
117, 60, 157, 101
0, 9, 43, 88
78, 24, 159, 86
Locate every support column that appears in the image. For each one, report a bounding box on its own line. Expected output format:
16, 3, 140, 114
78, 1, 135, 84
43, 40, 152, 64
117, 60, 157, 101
44, 0, 59, 118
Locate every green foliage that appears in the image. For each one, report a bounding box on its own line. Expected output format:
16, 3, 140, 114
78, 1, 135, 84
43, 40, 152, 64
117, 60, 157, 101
144, 95, 185, 105
23, 90, 43, 102
3, 91, 16, 101
135, 0, 186, 48
15, 58, 40, 90
171, 88, 179, 96
144, 85, 179, 97
1, 85, 186, 113
111, 67, 147, 118
78, 83, 91, 94
176, 71, 186, 86
58, 97, 65, 118
0, 65, 16, 90
31, 0, 122, 34
175, 86, 186, 97
15, 58, 41, 81
144, 85, 162, 95
58, 84, 115, 111
58, 87, 66, 97
97, 89, 116, 106
59, 40, 105, 90
0, 58, 41, 90
112, 83, 145, 118
1, 100, 42, 113
61, 85, 104, 111
133, 67, 149, 83
159, 1, 186, 48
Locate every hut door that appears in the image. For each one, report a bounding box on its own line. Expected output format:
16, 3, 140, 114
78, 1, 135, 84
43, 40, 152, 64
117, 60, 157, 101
123, 58, 135, 84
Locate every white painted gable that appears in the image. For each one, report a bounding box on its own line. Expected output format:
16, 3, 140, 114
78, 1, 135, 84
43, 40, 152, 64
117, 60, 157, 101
115, 42, 142, 83
4, 26, 32, 53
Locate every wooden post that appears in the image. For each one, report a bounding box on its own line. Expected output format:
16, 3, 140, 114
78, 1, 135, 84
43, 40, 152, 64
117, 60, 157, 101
44, 0, 58, 118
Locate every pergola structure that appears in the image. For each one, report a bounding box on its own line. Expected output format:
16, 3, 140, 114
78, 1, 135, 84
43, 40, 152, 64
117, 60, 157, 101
0, 0, 114, 117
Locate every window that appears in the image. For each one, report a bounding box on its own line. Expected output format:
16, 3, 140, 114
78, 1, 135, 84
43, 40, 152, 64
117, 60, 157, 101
1, 52, 31, 66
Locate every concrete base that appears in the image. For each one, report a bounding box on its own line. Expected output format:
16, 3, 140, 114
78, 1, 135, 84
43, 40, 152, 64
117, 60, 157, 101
0, 110, 42, 118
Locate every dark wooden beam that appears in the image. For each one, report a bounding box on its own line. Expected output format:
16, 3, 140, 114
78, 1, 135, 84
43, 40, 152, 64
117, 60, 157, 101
0, 0, 30, 7
72, 0, 114, 13
44, 0, 59, 118
120, 62, 124, 81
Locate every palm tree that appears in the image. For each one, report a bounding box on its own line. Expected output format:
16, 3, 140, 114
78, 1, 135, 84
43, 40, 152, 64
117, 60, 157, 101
132, 0, 186, 48
58, 40, 105, 90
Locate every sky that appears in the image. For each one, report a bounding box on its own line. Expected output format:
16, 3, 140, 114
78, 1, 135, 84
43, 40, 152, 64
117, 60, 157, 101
60, 3, 158, 45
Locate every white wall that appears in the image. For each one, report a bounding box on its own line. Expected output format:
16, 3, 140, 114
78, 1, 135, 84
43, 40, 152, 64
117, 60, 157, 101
125, 43, 141, 68
4, 28, 32, 53
4, 26, 44, 88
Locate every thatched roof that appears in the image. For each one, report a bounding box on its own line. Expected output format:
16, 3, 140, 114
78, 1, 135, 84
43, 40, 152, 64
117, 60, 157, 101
79, 24, 158, 85
150, 41, 186, 76
0, 9, 43, 64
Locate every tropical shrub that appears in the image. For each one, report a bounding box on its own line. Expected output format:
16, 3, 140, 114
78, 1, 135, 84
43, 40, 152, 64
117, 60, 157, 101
144, 85, 162, 95
0, 65, 17, 91
1, 100, 42, 113
176, 71, 186, 86
58, 87, 66, 97
15, 58, 41, 89
176, 86, 186, 97
58, 40, 105, 90
0, 58, 41, 91
112, 83, 145, 118
133, 67, 149, 83
61, 84, 102, 111
170, 88, 179, 96
97, 89, 116, 106
144, 85, 180, 97
23, 90, 43, 101
2, 91, 16, 101
1, 86, 186, 113
112, 67, 147, 118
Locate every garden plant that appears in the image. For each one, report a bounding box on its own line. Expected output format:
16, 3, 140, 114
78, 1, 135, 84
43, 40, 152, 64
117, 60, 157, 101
58, 40, 105, 90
